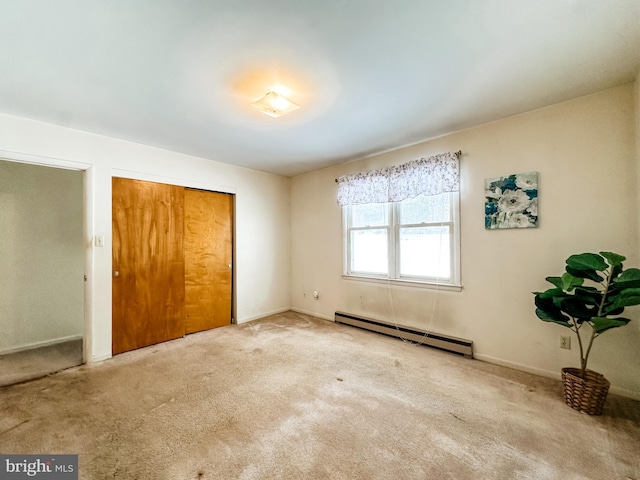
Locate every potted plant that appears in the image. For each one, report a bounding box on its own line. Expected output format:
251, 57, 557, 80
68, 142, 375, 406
533, 252, 640, 414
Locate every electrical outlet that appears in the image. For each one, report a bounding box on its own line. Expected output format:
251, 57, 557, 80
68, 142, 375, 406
560, 335, 571, 350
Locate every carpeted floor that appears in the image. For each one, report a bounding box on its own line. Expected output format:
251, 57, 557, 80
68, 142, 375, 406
0, 338, 83, 387
0, 311, 638, 479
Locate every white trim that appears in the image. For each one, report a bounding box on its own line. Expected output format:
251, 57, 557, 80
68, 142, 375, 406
474, 353, 640, 401
0, 335, 83, 356
0, 149, 91, 170
112, 168, 236, 194
610, 385, 640, 401
237, 307, 291, 324
342, 274, 463, 292
473, 353, 560, 380
342, 206, 349, 275
83, 165, 97, 364
290, 307, 334, 321
89, 353, 112, 363
451, 192, 461, 285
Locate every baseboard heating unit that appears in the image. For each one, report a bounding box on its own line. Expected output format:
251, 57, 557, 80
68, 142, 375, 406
335, 311, 473, 358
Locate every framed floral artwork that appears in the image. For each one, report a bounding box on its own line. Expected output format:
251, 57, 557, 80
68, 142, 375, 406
485, 172, 538, 229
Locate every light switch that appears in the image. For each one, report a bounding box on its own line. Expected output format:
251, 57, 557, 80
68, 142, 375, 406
95, 235, 105, 247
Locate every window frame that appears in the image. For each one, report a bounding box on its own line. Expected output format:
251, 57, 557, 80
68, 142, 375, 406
342, 192, 461, 291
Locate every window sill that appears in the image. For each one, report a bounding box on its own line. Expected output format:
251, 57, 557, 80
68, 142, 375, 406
341, 275, 463, 292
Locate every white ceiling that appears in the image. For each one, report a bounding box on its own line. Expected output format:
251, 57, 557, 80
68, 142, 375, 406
1, 1, 639, 177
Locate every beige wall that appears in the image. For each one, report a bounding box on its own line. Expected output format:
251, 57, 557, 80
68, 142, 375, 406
0, 161, 83, 352
636, 73, 640, 262
0, 113, 292, 362
291, 83, 640, 398
1, 82, 636, 396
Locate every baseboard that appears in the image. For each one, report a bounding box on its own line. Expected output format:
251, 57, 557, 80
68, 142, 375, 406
609, 385, 640, 401
290, 307, 334, 321
237, 307, 292, 324
474, 353, 640, 401
238, 307, 334, 323
473, 353, 560, 380
88, 352, 112, 364
0, 334, 83, 356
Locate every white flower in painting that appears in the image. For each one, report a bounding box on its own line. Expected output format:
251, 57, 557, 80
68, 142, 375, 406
508, 213, 534, 228
526, 197, 538, 216
516, 172, 537, 190
485, 187, 502, 199
498, 189, 530, 213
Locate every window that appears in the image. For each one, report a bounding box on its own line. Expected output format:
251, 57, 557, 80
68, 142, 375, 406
343, 192, 460, 288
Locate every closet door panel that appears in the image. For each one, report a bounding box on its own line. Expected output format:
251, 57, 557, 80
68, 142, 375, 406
184, 189, 233, 334
112, 178, 185, 354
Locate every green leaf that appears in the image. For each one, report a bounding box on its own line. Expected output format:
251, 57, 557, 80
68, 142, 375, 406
545, 276, 562, 288
614, 296, 640, 308
573, 286, 602, 303
609, 288, 640, 309
610, 263, 623, 281
561, 273, 583, 291
601, 303, 624, 316
535, 308, 572, 327
535, 288, 572, 309
566, 253, 607, 272
600, 251, 625, 268
537, 288, 565, 299
610, 287, 640, 300
613, 268, 640, 289
534, 295, 571, 323
560, 297, 597, 319
566, 266, 603, 283
590, 316, 631, 334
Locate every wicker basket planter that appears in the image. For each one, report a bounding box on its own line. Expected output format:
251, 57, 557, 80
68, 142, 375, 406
561, 367, 610, 415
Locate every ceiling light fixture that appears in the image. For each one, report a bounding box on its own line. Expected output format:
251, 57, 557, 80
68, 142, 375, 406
250, 91, 300, 118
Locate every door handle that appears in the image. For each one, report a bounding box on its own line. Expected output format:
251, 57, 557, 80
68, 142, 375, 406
114, 271, 120, 277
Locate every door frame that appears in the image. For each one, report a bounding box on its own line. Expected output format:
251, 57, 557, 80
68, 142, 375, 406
0, 150, 92, 362
0, 153, 239, 364
112, 168, 237, 325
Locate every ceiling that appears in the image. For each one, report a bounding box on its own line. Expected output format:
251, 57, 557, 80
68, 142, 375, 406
1, 1, 639, 177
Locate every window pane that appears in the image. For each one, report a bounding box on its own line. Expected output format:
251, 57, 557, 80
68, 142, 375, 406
350, 229, 388, 274
399, 193, 450, 225
351, 203, 388, 227
399, 226, 450, 279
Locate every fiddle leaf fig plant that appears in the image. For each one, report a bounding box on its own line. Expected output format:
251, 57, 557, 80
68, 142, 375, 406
533, 252, 640, 378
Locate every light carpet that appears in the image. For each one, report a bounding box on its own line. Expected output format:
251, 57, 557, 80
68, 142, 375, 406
0, 338, 83, 387
0, 311, 638, 479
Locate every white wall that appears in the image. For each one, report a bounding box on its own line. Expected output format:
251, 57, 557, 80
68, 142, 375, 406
0, 113, 291, 362
0, 161, 83, 352
291, 83, 640, 398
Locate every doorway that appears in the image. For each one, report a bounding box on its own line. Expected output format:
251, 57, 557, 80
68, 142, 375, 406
111, 178, 233, 355
0, 160, 84, 386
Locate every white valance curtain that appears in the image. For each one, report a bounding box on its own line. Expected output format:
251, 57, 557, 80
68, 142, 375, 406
336, 151, 460, 206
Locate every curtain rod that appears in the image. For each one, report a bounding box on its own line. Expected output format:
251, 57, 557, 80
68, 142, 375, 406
334, 150, 462, 182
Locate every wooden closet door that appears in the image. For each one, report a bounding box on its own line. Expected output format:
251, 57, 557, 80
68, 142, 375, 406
184, 189, 233, 334
112, 178, 185, 354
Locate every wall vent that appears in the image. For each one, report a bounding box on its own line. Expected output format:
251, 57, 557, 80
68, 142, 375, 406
335, 311, 473, 358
